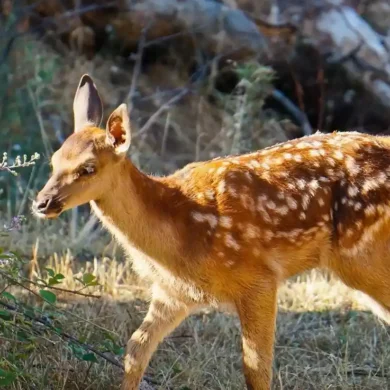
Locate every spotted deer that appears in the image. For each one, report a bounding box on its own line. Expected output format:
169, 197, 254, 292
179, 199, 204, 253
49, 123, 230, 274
33, 74, 390, 390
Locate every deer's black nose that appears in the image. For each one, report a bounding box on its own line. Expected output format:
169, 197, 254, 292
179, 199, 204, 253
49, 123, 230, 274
34, 198, 52, 212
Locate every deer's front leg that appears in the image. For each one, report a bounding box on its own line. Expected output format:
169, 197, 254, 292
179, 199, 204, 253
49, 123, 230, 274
236, 283, 278, 390
121, 288, 190, 390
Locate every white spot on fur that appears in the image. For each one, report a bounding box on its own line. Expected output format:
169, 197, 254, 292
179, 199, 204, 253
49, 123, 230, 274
302, 194, 310, 210
241, 194, 256, 211
365, 204, 377, 216
205, 189, 215, 200
275, 205, 289, 216
191, 212, 218, 228
250, 160, 261, 168
263, 230, 274, 241
241, 171, 252, 182
377, 172, 387, 184
309, 149, 320, 157
297, 179, 306, 190
297, 141, 311, 149
244, 224, 259, 240
286, 196, 298, 210
220, 216, 233, 229
261, 162, 270, 170
312, 141, 323, 148
348, 185, 359, 197
224, 233, 240, 251
308, 179, 319, 192
218, 180, 226, 194
266, 200, 276, 210
228, 186, 238, 198
362, 179, 379, 194
345, 156, 360, 175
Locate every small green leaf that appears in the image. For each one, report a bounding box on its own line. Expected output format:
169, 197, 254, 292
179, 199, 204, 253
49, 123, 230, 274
39, 290, 57, 305
48, 277, 61, 286
1, 292, 16, 302
55, 273, 65, 280
0, 369, 16, 386
86, 280, 99, 287
82, 273, 96, 285
9, 251, 22, 261
0, 310, 11, 320
45, 268, 55, 277
82, 353, 98, 363
114, 346, 125, 356
17, 329, 31, 342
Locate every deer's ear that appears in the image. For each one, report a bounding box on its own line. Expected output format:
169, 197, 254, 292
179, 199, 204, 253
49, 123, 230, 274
73, 74, 103, 133
105, 104, 131, 155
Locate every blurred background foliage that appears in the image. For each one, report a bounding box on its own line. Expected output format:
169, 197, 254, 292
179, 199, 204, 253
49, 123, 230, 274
1, 0, 390, 255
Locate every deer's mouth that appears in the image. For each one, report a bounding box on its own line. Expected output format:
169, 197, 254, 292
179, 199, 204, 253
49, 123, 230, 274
32, 199, 64, 219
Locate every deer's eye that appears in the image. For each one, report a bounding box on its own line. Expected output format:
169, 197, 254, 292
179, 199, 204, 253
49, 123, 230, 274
78, 165, 96, 177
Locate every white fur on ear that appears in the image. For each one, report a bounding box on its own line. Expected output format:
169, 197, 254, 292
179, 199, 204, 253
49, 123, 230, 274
73, 74, 103, 132
105, 103, 132, 154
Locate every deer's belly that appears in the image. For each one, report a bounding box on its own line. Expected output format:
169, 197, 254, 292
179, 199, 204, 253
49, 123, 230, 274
128, 247, 209, 303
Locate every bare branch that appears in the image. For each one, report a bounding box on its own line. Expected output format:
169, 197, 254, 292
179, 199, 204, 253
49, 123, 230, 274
271, 89, 313, 136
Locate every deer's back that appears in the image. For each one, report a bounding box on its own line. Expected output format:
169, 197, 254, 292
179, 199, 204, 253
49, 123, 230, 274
164, 132, 390, 295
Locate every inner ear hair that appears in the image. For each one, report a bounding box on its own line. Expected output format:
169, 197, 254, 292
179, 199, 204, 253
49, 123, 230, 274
106, 104, 131, 152
108, 116, 127, 146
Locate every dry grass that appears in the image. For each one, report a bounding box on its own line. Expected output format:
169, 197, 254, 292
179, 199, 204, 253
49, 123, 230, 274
2, 249, 390, 390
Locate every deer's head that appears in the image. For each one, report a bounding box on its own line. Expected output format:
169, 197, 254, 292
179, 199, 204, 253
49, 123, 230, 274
32, 75, 132, 219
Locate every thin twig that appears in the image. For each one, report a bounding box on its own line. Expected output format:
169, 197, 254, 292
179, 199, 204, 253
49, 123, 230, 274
21, 278, 101, 299
271, 89, 313, 136
0, 299, 157, 386
127, 23, 150, 108
135, 88, 190, 139
326, 41, 364, 65
0, 299, 123, 369
0, 270, 110, 334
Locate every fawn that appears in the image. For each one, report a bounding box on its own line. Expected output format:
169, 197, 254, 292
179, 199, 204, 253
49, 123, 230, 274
33, 74, 390, 390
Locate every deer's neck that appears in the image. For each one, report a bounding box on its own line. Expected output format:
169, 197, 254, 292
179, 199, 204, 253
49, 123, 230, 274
91, 160, 185, 265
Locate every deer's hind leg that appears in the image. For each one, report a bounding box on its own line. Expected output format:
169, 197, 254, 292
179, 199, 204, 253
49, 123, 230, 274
330, 247, 390, 325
